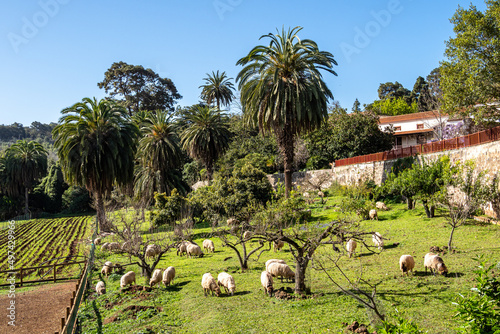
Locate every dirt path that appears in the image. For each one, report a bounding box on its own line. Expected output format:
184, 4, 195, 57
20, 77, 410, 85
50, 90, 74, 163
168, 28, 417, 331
0, 281, 78, 334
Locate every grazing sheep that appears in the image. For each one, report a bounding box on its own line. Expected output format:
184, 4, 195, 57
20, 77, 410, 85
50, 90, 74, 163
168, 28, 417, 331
96, 281, 106, 295
149, 269, 163, 287
346, 239, 357, 258
265, 259, 286, 272
145, 244, 160, 259
424, 252, 448, 276
227, 218, 239, 226
120, 271, 136, 288
108, 242, 121, 252
100, 242, 110, 251
162, 266, 176, 287
303, 192, 310, 198
273, 240, 284, 252
317, 191, 324, 198
376, 201, 388, 211
121, 241, 132, 252
177, 241, 190, 256
243, 231, 252, 240
94, 237, 101, 245
399, 255, 415, 276
261, 271, 274, 297
217, 272, 236, 296
201, 273, 221, 297
186, 243, 204, 258
369, 209, 378, 220
203, 239, 215, 253
372, 232, 384, 250
267, 262, 295, 283
101, 261, 113, 277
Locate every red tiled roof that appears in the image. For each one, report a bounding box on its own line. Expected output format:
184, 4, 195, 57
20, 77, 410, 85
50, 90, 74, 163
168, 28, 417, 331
379, 111, 448, 124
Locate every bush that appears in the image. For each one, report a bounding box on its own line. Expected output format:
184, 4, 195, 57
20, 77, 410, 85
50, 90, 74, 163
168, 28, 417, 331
151, 189, 187, 227
62, 186, 92, 214
378, 310, 427, 333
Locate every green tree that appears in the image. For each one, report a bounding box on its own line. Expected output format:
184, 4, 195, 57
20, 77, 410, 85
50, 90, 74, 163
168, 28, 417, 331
97, 61, 182, 115
199, 70, 235, 110
441, 1, 500, 124
53, 97, 139, 231
371, 97, 418, 116
180, 105, 231, 181
32, 162, 67, 213
377, 81, 412, 103
4, 140, 48, 216
237, 26, 337, 197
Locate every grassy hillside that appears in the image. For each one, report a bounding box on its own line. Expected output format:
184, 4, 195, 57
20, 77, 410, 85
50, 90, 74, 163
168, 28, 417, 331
79, 200, 500, 333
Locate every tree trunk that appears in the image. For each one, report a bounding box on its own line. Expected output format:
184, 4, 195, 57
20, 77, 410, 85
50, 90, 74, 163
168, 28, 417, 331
406, 197, 414, 210
96, 192, 108, 232
282, 130, 294, 199
430, 206, 435, 218
294, 256, 309, 294
24, 187, 29, 217
448, 225, 455, 251
423, 200, 431, 218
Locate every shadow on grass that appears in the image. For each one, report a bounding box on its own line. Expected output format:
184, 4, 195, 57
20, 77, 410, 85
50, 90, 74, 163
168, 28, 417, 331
164, 280, 190, 292
219, 290, 251, 298
91, 299, 103, 334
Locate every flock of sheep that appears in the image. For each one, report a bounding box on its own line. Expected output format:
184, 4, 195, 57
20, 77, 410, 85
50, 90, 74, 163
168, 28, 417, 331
94, 200, 449, 299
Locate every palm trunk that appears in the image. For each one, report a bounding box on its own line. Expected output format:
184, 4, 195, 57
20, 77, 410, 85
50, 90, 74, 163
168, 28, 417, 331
282, 133, 294, 199
24, 187, 29, 217
96, 192, 108, 232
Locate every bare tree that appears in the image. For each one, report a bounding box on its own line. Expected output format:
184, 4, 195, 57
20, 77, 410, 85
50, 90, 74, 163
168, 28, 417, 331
303, 171, 332, 204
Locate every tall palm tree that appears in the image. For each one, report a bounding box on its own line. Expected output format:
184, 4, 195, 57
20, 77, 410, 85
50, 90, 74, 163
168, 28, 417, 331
180, 105, 231, 181
4, 140, 47, 216
136, 110, 184, 197
53, 97, 139, 231
236, 26, 337, 197
199, 70, 235, 110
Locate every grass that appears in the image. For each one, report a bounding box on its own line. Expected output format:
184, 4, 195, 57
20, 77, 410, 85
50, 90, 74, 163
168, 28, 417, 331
76, 198, 500, 333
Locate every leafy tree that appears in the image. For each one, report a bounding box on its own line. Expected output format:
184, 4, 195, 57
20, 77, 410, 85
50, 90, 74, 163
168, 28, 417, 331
352, 98, 361, 112
371, 97, 418, 116
4, 140, 47, 216
304, 107, 394, 167
53, 97, 139, 231
180, 105, 231, 181
62, 186, 92, 214
151, 189, 188, 227
441, 1, 500, 124
32, 162, 67, 213
199, 70, 235, 110
237, 26, 337, 197
377, 81, 412, 103
97, 61, 182, 115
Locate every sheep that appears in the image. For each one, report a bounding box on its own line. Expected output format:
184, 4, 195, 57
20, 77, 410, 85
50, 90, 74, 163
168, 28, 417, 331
317, 191, 324, 198
376, 201, 388, 211
303, 192, 310, 198
148, 268, 163, 287
273, 240, 284, 252
265, 259, 286, 272
346, 239, 357, 258
95, 281, 106, 295
424, 252, 448, 276
121, 241, 131, 252
261, 271, 274, 297
177, 241, 190, 256
100, 242, 110, 251
162, 266, 176, 287
203, 239, 215, 253
108, 242, 121, 252
267, 262, 295, 283
369, 209, 378, 220
101, 261, 113, 277
145, 244, 160, 259
120, 271, 136, 288
227, 218, 239, 226
186, 243, 204, 258
243, 231, 252, 240
217, 272, 236, 296
201, 273, 221, 297
94, 237, 101, 245
372, 232, 384, 250
399, 255, 415, 276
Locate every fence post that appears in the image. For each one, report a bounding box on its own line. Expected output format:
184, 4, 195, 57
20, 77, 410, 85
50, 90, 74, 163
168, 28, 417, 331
61, 317, 65, 330
20, 268, 23, 287
54, 264, 57, 283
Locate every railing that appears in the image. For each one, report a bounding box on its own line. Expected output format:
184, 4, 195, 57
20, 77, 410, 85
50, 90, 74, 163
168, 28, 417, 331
334, 126, 500, 167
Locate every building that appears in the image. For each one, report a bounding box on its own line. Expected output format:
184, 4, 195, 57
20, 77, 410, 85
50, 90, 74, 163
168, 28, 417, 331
378, 111, 462, 149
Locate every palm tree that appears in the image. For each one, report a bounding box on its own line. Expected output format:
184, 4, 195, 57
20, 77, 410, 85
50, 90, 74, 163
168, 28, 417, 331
136, 110, 184, 196
53, 97, 139, 231
4, 140, 47, 216
199, 70, 235, 110
180, 105, 231, 181
236, 26, 337, 197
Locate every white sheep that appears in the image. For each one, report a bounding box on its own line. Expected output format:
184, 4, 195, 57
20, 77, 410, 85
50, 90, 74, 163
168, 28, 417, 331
100, 242, 110, 251
261, 271, 274, 297
318, 191, 324, 198
177, 241, 190, 256
372, 232, 384, 250
186, 243, 204, 258
424, 252, 448, 276
267, 262, 295, 283
243, 231, 252, 240
399, 254, 415, 276
376, 201, 388, 211
149, 268, 163, 287
227, 218, 239, 226
94, 237, 101, 245
101, 261, 113, 277
302, 192, 310, 198
217, 272, 236, 296
120, 271, 136, 288
273, 240, 284, 252
265, 259, 286, 272
145, 244, 160, 259
202, 239, 215, 253
201, 273, 221, 297
346, 239, 357, 258
369, 209, 378, 220
162, 266, 176, 287
121, 241, 131, 252
95, 281, 106, 295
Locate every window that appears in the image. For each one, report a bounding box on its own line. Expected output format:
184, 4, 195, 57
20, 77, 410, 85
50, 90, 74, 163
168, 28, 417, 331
394, 126, 401, 131
417, 134, 426, 144
417, 123, 424, 129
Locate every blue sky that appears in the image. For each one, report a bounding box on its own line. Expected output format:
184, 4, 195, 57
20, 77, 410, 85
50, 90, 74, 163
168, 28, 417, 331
0, 0, 486, 126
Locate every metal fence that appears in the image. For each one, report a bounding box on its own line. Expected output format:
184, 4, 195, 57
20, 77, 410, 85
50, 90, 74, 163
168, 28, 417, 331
334, 126, 500, 167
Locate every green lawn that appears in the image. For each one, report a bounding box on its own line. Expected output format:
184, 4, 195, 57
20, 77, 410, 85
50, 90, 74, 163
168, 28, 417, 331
78, 200, 500, 333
